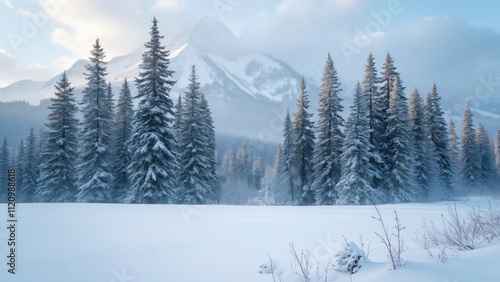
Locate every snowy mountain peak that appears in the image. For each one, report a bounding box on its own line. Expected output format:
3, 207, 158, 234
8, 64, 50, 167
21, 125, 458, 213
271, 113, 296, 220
187, 16, 237, 55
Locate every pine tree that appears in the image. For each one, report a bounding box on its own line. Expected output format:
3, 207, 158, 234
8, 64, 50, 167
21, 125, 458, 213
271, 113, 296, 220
174, 95, 182, 140
107, 82, 114, 112
476, 123, 496, 187
409, 89, 441, 200
178, 65, 213, 204
375, 53, 400, 188
107, 81, 115, 152
312, 54, 344, 205
199, 93, 219, 201
75, 39, 114, 203
112, 78, 134, 201
336, 82, 383, 205
376, 53, 399, 146
220, 149, 232, 179
126, 18, 179, 204
35, 128, 45, 165
15, 140, 25, 197
460, 105, 479, 189
449, 119, 461, 176
237, 145, 250, 184
384, 76, 415, 203
362, 53, 384, 189
252, 157, 264, 189
272, 144, 282, 181
37, 72, 79, 203
0, 137, 9, 202
425, 84, 453, 196
363, 53, 379, 145
21, 128, 38, 202
379, 53, 399, 104
222, 147, 237, 179
280, 109, 295, 203
293, 77, 315, 205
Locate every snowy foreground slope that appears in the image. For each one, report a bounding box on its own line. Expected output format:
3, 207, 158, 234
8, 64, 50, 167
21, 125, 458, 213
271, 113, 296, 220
1, 198, 500, 282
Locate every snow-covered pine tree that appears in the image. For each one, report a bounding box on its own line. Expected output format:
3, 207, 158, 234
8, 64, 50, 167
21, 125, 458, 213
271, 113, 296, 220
252, 157, 263, 189
293, 77, 316, 205
21, 128, 38, 202
15, 140, 25, 197
236, 145, 253, 185
336, 82, 383, 205
460, 105, 479, 190
248, 152, 255, 184
408, 89, 442, 200
0, 137, 9, 202
172, 94, 183, 188
107, 81, 115, 152
199, 93, 219, 201
312, 54, 344, 205
280, 109, 295, 203
112, 78, 134, 202
126, 18, 179, 204
363, 53, 378, 144
35, 128, 45, 166
174, 94, 182, 144
496, 130, 500, 179
376, 53, 399, 141
476, 123, 496, 187
107, 82, 114, 111
178, 65, 213, 204
425, 84, 453, 196
379, 53, 398, 105
272, 144, 282, 181
384, 76, 415, 203
37, 72, 79, 203
449, 119, 461, 177
75, 39, 114, 203
220, 149, 232, 180
376, 53, 400, 190
362, 53, 384, 189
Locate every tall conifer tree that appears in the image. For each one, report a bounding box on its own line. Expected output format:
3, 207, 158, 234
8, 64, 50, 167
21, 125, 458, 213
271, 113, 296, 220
37, 72, 79, 203
112, 79, 134, 201
312, 54, 344, 205
126, 18, 179, 204
293, 77, 315, 205
336, 82, 383, 205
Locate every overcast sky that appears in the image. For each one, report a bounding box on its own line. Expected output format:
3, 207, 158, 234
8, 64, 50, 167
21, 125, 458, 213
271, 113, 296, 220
1, 0, 500, 101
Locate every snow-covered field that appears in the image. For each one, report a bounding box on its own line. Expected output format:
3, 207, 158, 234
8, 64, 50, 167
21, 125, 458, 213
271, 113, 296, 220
1, 198, 500, 282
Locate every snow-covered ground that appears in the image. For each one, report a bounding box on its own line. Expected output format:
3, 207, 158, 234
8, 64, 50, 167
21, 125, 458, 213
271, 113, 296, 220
1, 197, 499, 282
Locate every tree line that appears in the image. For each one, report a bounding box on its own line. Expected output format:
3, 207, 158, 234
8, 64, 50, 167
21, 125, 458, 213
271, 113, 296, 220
1, 19, 499, 205
265, 53, 500, 205
1, 18, 218, 204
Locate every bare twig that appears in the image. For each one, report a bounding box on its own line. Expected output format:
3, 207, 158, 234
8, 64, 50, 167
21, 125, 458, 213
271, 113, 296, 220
268, 254, 276, 282
359, 233, 372, 261
289, 242, 311, 282
372, 205, 405, 269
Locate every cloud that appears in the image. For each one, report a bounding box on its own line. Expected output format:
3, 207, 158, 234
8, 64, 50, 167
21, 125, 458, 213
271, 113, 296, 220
238, 0, 385, 80
368, 17, 500, 97
0, 49, 55, 87
153, 0, 184, 11
44, 0, 191, 60
0, 49, 15, 73
3, 0, 12, 8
